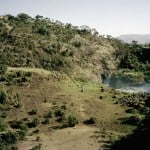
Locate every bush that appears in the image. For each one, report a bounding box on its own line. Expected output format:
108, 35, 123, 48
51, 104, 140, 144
43, 118, 50, 124
37, 26, 49, 36
0, 90, 6, 104
1, 112, 7, 118
1, 131, 18, 144
28, 118, 40, 128
9, 120, 28, 132
44, 111, 52, 118
11, 146, 18, 150
55, 109, 64, 117
17, 130, 26, 140
30, 144, 42, 150
0, 64, 7, 75
28, 109, 37, 115
83, 117, 97, 124
0, 142, 7, 150
67, 115, 78, 127
0, 122, 7, 132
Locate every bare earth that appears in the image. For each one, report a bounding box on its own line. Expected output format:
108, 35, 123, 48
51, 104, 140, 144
18, 125, 103, 150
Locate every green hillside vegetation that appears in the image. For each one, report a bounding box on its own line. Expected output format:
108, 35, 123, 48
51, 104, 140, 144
0, 14, 150, 149
0, 13, 129, 81
118, 41, 150, 82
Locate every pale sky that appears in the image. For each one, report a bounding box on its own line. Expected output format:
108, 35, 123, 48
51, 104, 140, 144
0, 0, 150, 37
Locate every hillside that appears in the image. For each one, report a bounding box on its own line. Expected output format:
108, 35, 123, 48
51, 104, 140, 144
0, 13, 127, 82
118, 34, 150, 44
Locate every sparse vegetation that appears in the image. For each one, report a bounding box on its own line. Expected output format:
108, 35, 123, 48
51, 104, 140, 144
0, 13, 149, 149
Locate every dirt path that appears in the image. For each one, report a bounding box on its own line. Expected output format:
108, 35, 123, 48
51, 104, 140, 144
18, 125, 103, 150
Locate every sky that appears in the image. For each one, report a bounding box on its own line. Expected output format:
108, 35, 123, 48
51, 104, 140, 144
0, 0, 150, 37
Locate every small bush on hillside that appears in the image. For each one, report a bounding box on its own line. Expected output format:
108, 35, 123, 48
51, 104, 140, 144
0, 64, 7, 75
17, 130, 26, 140
0, 122, 7, 132
0, 90, 7, 104
30, 144, 42, 150
11, 146, 18, 150
1, 131, 18, 144
28, 109, 37, 115
16, 71, 22, 77
9, 120, 28, 132
83, 117, 97, 124
55, 109, 64, 117
44, 111, 52, 118
28, 117, 40, 128
37, 26, 49, 36
42, 118, 50, 124
67, 115, 78, 127
25, 72, 32, 77
1, 112, 7, 118
57, 115, 66, 123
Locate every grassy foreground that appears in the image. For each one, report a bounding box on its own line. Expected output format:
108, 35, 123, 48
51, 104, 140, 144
0, 67, 136, 149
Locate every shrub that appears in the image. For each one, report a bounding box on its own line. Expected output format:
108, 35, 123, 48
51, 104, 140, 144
0, 143, 7, 150
43, 118, 50, 124
30, 144, 42, 150
17, 130, 26, 140
2, 131, 18, 144
36, 136, 40, 141
83, 117, 97, 124
37, 26, 49, 36
9, 120, 28, 132
55, 109, 64, 117
1, 112, 7, 118
0, 122, 7, 132
33, 129, 39, 134
28, 109, 37, 115
25, 72, 32, 77
16, 71, 22, 77
11, 146, 18, 150
0, 64, 7, 75
57, 115, 65, 123
67, 115, 78, 127
0, 90, 6, 104
29, 118, 40, 128
44, 111, 52, 118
